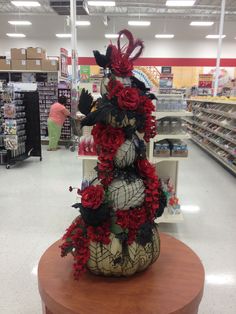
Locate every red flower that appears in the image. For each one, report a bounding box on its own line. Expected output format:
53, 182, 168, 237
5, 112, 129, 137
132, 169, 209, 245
117, 87, 140, 111
111, 55, 133, 77
137, 158, 156, 180
92, 123, 125, 151
107, 79, 124, 99
81, 185, 104, 209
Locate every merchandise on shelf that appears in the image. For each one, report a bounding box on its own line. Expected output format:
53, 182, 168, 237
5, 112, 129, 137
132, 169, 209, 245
154, 139, 188, 158
3, 93, 26, 157
160, 178, 181, 215
157, 118, 187, 134
38, 82, 58, 136
58, 88, 71, 140
187, 98, 236, 174
156, 94, 187, 111
78, 135, 96, 156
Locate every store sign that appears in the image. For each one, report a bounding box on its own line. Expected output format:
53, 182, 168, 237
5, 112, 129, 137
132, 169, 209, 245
161, 66, 172, 74
159, 73, 173, 88
80, 65, 90, 83
198, 74, 213, 88
60, 48, 68, 78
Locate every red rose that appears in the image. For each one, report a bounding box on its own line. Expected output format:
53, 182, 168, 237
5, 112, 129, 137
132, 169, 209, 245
92, 123, 125, 150
117, 87, 140, 111
107, 79, 124, 99
81, 185, 104, 209
137, 159, 156, 179
112, 55, 133, 77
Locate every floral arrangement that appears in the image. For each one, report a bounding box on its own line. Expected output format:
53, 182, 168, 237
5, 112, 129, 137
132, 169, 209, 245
60, 29, 166, 279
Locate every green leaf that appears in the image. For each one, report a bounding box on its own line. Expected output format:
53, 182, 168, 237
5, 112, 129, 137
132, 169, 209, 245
110, 224, 123, 234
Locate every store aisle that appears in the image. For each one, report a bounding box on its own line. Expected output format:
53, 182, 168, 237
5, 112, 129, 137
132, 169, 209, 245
0, 143, 235, 314
160, 141, 236, 314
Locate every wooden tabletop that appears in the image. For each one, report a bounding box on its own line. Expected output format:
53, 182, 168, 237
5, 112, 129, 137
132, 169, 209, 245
38, 233, 205, 314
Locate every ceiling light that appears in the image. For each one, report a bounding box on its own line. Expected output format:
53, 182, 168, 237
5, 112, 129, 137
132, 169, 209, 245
87, 1, 115, 6
11, 1, 41, 7
76, 21, 91, 26
166, 0, 195, 6
128, 21, 151, 26
105, 33, 119, 38
190, 21, 214, 26
6, 33, 26, 37
8, 20, 32, 25
206, 34, 226, 39
155, 34, 175, 38
56, 33, 71, 38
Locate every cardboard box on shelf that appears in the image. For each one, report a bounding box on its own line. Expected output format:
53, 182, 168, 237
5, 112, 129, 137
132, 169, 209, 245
41, 59, 58, 71
26, 60, 42, 71
11, 48, 26, 60
0, 59, 11, 70
27, 47, 46, 60
11, 60, 26, 70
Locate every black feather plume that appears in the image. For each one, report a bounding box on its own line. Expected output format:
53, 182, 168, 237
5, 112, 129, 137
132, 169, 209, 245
78, 89, 93, 115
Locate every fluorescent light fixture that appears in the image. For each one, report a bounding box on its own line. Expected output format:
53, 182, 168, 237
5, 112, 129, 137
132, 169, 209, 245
166, 0, 195, 6
155, 34, 174, 38
6, 33, 26, 37
11, 1, 41, 7
76, 20, 91, 26
206, 34, 226, 39
8, 20, 32, 25
128, 21, 151, 26
87, 1, 115, 6
190, 21, 214, 26
105, 33, 119, 38
56, 33, 71, 38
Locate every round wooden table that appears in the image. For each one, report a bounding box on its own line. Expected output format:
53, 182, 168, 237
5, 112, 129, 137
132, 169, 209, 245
38, 233, 204, 314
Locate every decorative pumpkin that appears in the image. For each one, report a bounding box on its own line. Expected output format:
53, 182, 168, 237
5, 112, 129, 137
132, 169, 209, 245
87, 225, 160, 276
108, 178, 145, 210
114, 137, 136, 168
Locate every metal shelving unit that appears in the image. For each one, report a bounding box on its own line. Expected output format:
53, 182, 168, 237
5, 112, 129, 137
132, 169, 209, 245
187, 99, 236, 175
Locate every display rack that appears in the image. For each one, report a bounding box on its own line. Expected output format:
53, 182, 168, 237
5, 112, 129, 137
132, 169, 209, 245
58, 88, 71, 140
148, 94, 192, 223
77, 94, 190, 223
186, 98, 236, 175
0, 89, 41, 168
38, 82, 58, 136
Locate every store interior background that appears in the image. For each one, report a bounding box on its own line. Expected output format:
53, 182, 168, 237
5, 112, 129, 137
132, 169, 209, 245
1, 1, 236, 313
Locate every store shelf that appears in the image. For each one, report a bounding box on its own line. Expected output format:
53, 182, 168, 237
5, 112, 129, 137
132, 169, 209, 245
192, 129, 236, 157
188, 98, 236, 106
153, 133, 191, 141
152, 111, 193, 119
196, 115, 236, 132
191, 137, 236, 175
193, 120, 236, 146
182, 117, 193, 124
155, 208, 184, 223
78, 155, 98, 160
151, 156, 188, 163
193, 106, 236, 119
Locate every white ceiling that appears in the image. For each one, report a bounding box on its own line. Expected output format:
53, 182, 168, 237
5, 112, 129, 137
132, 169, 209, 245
0, 0, 236, 40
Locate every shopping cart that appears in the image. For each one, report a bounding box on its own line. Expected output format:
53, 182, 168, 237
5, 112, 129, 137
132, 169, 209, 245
65, 116, 83, 152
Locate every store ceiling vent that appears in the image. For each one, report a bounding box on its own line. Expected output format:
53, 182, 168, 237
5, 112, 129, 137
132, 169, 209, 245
49, 1, 88, 15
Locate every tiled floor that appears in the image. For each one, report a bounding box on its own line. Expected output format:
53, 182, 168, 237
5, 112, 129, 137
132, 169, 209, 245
0, 142, 235, 314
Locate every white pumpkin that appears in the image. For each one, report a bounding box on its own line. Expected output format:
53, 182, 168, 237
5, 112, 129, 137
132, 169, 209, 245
108, 178, 145, 210
87, 226, 160, 276
114, 138, 136, 169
